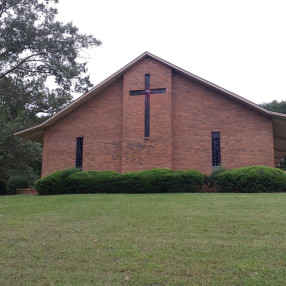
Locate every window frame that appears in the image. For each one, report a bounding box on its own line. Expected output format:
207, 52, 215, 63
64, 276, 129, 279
211, 131, 221, 169
75, 137, 84, 170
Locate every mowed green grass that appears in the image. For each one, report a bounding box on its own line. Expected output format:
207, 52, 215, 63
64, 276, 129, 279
1, 194, 286, 286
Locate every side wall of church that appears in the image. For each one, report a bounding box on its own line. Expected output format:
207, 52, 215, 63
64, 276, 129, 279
41, 79, 123, 176
172, 71, 274, 174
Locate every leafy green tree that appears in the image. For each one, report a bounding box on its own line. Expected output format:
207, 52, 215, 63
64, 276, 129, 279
260, 100, 286, 114
0, 118, 42, 182
0, 0, 101, 182
0, 0, 101, 119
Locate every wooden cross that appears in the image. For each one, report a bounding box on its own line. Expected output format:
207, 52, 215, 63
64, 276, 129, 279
129, 74, 166, 137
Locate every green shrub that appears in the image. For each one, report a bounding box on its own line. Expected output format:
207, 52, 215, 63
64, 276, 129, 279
35, 168, 80, 195
0, 180, 6, 195
178, 169, 205, 192
120, 169, 204, 193
121, 171, 146, 193
123, 169, 175, 193
6, 176, 28, 195
68, 170, 123, 194
215, 166, 286, 193
205, 166, 227, 189
67, 171, 99, 194
35, 168, 205, 195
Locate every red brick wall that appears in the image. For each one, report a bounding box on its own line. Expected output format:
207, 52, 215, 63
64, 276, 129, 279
41, 57, 274, 176
42, 79, 123, 176
121, 58, 172, 172
172, 71, 274, 174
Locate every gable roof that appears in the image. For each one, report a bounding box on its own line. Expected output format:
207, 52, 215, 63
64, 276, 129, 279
15, 51, 286, 164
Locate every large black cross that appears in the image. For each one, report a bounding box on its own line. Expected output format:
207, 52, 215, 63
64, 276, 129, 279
129, 74, 166, 137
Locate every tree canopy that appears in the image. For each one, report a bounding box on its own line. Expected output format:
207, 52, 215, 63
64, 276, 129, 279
0, 0, 101, 182
0, 0, 101, 119
260, 100, 286, 115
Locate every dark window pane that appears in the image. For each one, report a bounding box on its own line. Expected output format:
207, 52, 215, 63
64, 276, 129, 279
145, 74, 150, 90
211, 132, 221, 167
76, 137, 83, 170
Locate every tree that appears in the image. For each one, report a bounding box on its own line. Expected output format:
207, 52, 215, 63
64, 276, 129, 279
0, 119, 42, 182
0, 0, 101, 118
260, 100, 286, 114
0, 0, 101, 182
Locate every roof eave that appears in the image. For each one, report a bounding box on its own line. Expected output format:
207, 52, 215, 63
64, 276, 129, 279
15, 127, 44, 143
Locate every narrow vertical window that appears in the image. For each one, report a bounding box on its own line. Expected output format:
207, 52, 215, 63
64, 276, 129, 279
211, 132, 221, 168
76, 137, 83, 170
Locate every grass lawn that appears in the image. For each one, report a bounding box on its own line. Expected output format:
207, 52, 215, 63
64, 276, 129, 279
1, 193, 286, 285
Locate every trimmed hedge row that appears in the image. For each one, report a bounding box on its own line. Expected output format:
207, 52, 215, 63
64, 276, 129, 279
35, 168, 205, 195
34, 166, 286, 195
214, 166, 286, 193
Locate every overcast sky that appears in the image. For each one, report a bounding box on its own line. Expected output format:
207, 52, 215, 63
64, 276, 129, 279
56, 0, 286, 104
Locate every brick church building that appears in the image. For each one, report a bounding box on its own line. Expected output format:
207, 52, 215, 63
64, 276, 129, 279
16, 52, 286, 176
